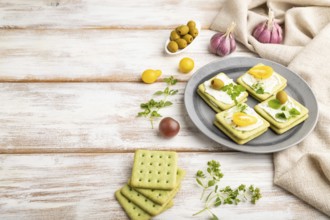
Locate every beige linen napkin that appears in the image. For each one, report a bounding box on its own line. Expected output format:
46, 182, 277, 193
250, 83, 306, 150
211, 0, 330, 216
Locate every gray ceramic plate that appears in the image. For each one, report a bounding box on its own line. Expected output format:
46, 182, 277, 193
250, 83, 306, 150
184, 57, 318, 153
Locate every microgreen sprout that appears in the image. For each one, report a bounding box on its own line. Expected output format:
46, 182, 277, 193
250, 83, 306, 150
194, 160, 262, 219
137, 76, 178, 128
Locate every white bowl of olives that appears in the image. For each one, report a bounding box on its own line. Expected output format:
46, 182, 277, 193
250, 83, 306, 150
165, 20, 201, 55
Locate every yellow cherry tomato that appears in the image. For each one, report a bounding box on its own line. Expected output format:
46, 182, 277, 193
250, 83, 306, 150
248, 65, 273, 79
179, 57, 194, 74
141, 69, 162, 84
232, 112, 257, 127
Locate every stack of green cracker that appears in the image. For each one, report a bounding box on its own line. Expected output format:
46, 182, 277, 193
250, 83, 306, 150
115, 150, 185, 220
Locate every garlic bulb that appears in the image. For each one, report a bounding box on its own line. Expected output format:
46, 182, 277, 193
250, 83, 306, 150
210, 22, 236, 57
253, 9, 283, 44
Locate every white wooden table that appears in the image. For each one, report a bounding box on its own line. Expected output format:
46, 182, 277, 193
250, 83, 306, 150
0, 1, 328, 219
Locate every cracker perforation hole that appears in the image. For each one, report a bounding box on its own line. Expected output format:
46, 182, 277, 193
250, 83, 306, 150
145, 199, 148, 202
158, 193, 162, 197
167, 163, 171, 167
159, 163, 162, 166
133, 206, 136, 210
166, 180, 169, 183
153, 205, 156, 207
158, 171, 161, 174
148, 179, 151, 182
167, 172, 170, 175
138, 213, 141, 216
149, 171, 152, 174
151, 155, 154, 158
149, 162, 153, 166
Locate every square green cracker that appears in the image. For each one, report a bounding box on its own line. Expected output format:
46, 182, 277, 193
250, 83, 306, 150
115, 190, 173, 220
197, 73, 248, 112
237, 63, 287, 102
131, 150, 177, 190
133, 168, 186, 205
120, 184, 172, 216
115, 190, 151, 220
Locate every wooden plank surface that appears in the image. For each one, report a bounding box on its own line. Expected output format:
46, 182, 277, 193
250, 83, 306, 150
0, 0, 223, 29
0, 29, 253, 82
0, 153, 327, 220
0, 82, 231, 153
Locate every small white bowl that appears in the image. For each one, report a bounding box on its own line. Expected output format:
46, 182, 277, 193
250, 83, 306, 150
164, 20, 201, 55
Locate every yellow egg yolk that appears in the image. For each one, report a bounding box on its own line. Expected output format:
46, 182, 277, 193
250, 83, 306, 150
248, 65, 273, 79
232, 112, 258, 127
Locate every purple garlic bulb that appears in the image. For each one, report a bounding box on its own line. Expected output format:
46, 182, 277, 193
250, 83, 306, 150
210, 22, 236, 57
253, 9, 283, 44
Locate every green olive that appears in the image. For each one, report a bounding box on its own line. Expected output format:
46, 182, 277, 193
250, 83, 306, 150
175, 38, 187, 49
187, 20, 196, 30
211, 78, 224, 90
167, 41, 179, 53
183, 34, 193, 44
189, 28, 199, 38
170, 30, 180, 41
176, 25, 189, 36
276, 90, 288, 104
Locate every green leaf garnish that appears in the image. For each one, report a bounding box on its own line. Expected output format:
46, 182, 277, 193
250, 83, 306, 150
252, 82, 265, 94
268, 99, 282, 109
221, 83, 246, 104
275, 105, 300, 121
236, 103, 247, 113
289, 108, 300, 116
256, 88, 264, 94
137, 76, 178, 128
193, 160, 262, 219
276, 112, 287, 120
154, 91, 163, 95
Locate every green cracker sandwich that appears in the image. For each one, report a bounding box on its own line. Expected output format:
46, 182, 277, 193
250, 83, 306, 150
237, 63, 287, 102
133, 168, 186, 205
130, 150, 178, 190
214, 103, 270, 144
115, 190, 173, 220
254, 95, 309, 134
198, 72, 248, 112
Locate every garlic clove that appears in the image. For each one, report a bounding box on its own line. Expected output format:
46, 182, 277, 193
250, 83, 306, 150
217, 36, 231, 56
210, 33, 223, 54
252, 22, 266, 40
274, 22, 283, 43
270, 27, 279, 43
258, 29, 272, 43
